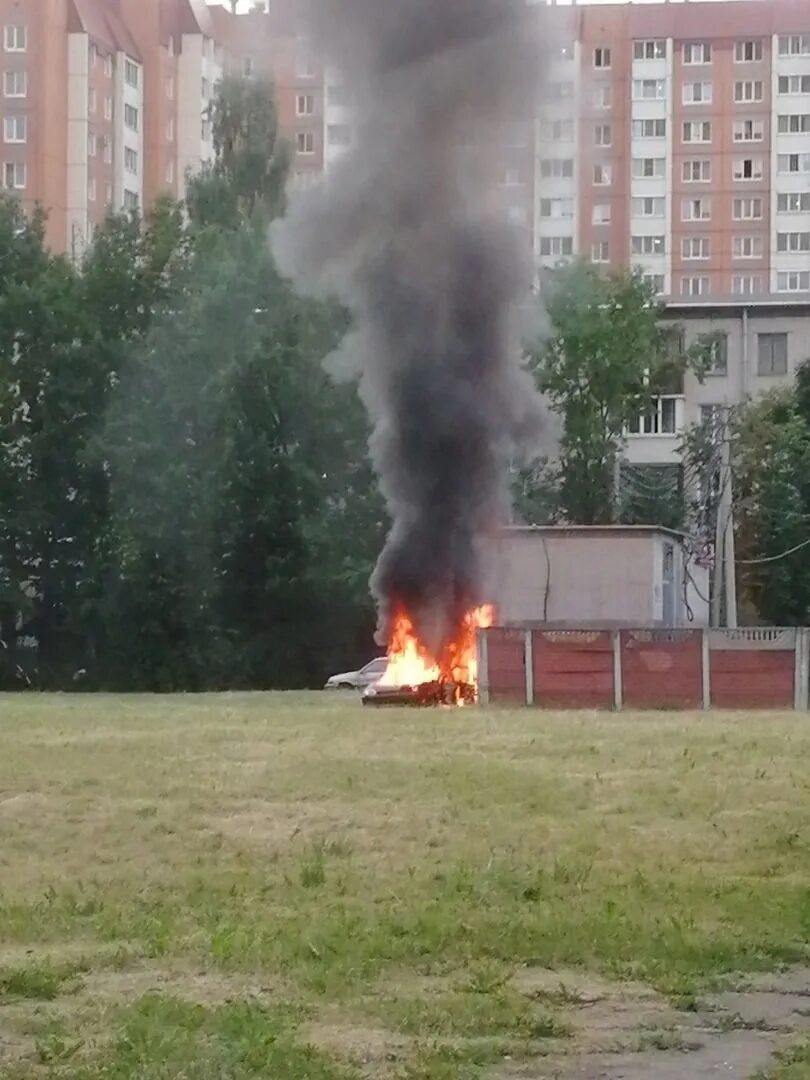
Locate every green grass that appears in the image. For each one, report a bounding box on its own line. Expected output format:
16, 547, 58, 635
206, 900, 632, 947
757, 1042, 810, 1079
0, 692, 809, 1077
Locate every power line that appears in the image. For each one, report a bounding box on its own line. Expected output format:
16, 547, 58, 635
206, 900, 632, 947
737, 535, 810, 565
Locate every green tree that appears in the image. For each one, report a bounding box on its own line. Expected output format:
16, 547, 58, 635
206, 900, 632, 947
529, 261, 704, 525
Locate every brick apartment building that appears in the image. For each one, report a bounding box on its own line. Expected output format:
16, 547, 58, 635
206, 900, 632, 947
3, 0, 810, 470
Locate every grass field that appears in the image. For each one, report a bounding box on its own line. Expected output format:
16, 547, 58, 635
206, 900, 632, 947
1, 694, 809, 1079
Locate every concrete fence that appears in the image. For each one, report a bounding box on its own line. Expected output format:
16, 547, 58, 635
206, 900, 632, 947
476, 627, 810, 710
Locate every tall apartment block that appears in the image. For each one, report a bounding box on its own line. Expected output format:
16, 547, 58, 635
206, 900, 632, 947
0, 0, 222, 255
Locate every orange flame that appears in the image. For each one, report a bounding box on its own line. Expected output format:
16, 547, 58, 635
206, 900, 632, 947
378, 605, 495, 699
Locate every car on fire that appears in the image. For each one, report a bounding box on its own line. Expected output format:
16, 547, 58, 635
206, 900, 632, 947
362, 680, 476, 707
324, 657, 388, 690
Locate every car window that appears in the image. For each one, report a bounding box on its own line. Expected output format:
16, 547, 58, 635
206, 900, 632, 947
362, 658, 388, 674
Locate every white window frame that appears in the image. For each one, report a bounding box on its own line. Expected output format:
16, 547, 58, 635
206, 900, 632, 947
538, 236, 574, 258
4, 25, 26, 53
682, 159, 711, 182
593, 163, 612, 186
683, 42, 711, 65
3, 69, 26, 98
734, 80, 763, 103
591, 240, 610, 263
777, 192, 810, 213
733, 235, 764, 259
735, 40, 763, 63
733, 275, 762, 296
778, 35, 810, 57
592, 203, 611, 225
733, 157, 764, 181
733, 197, 763, 221
632, 196, 665, 218
124, 146, 138, 174
633, 79, 666, 101
296, 131, 315, 155
3, 114, 25, 143
125, 58, 139, 88
296, 93, 315, 117
682, 236, 710, 260
627, 396, 684, 437
633, 40, 666, 61
683, 121, 711, 143
3, 160, 25, 189
632, 157, 665, 179
632, 119, 666, 139
778, 75, 810, 95
124, 104, 139, 132
593, 47, 611, 69
681, 197, 711, 222
594, 123, 612, 147
777, 271, 810, 293
683, 81, 712, 105
631, 235, 665, 256
733, 118, 764, 143
680, 276, 710, 298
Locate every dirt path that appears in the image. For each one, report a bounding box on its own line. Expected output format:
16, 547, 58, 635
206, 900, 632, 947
499, 968, 810, 1079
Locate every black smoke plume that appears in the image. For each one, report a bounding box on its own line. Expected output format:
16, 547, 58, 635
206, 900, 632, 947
272, 0, 547, 666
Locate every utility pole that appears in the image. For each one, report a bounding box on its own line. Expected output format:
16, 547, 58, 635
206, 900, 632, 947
711, 411, 738, 627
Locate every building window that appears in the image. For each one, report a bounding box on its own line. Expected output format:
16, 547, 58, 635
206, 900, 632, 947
548, 81, 574, 101
735, 40, 763, 63
594, 124, 611, 147
539, 198, 574, 219
296, 131, 314, 155
104, 96, 112, 120
201, 119, 210, 142
167, 75, 175, 100
733, 275, 762, 296
88, 130, 97, 157
3, 69, 26, 97
124, 147, 138, 174
627, 396, 683, 436
125, 59, 139, 88
166, 118, 174, 142
539, 158, 573, 180
633, 40, 666, 61
593, 47, 611, 69
3, 114, 25, 143
777, 192, 810, 213
683, 159, 711, 182
201, 77, 210, 100
777, 232, 810, 253
733, 118, 764, 142
296, 93, 315, 117
734, 80, 763, 103
632, 196, 665, 218
682, 197, 711, 222
682, 236, 710, 260
594, 85, 612, 109
683, 121, 711, 143
123, 189, 138, 211
733, 157, 764, 181
105, 183, 112, 204
124, 104, 138, 131
166, 160, 175, 185
633, 79, 665, 100
778, 35, 810, 57
539, 236, 574, 258
632, 235, 664, 255
705, 334, 728, 375
757, 333, 788, 375
104, 53, 113, 78
683, 42, 711, 65
733, 235, 763, 258
683, 81, 712, 105
778, 74, 810, 95
593, 163, 611, 186
733, 197, 763, 220
632, 119, 666, 139
88, 177, 96, 202
777, 271, 810, 293
632, 156, 665, 179
591, 240, 610, 263
102, 137, 111, 164
3, 161, 25, 189
540, 118, 573, 143
88, 87, 96, 113
89, 42, 97, 66
681, 276, 710, 297
592, 203, 611, 225
4, 25, 26, 52
778, 153, 810, 174
778, 114, 810, 134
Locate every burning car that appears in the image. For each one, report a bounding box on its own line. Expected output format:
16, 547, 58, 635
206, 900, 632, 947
361, 605, 494, 707
362, 679, 476, 707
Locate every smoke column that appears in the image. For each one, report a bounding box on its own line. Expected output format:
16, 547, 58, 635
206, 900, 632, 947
272, 0, 547, 666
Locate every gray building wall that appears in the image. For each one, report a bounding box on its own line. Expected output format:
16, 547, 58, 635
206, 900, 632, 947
624, 299, 810, 466
482, 526, 710, 628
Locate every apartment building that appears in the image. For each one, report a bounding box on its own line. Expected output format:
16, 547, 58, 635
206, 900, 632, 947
210, 0, 325, 187
1, 0, 221, 254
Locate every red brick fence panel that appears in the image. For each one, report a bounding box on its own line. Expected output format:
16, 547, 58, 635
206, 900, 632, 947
532, 630, 614, 709
620, 630, 703, 710
484, 627, 526, 704
709, 629, 796, 709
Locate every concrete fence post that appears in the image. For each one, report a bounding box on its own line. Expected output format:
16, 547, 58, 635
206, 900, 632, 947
612, 630, 622, 710
476, 629, 490, 706
794, 628, 808, 711
524, 629, 534, 707
701, 629, 711, 711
